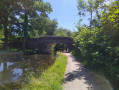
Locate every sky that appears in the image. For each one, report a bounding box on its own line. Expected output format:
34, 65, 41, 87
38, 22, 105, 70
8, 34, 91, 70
44, 0, 89, 31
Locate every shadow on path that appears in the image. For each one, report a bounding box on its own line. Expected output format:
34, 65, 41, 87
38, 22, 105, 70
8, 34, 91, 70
63, 53, 113, 90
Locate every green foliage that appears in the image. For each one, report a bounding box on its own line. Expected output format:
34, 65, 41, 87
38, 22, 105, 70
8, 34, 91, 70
77, 0, 108, 28
22, 53, 67, 90
42, 19, 58, 36
73, 1, 119, 89
0, 0, 54, 49
54, 27, 72, 37
0, 29, 4, 48
77, 0, 95, 28
31, 18, 58, 37
101, 1, 119, 46
0, 0, 72, 50
0, 0, 21, 49
50, 44, 56, 55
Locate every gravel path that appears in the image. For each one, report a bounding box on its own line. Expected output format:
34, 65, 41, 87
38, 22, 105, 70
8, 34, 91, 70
63, 53, 113, 90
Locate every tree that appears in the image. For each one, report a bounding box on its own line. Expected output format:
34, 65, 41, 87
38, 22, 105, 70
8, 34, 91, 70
41, 18, 58, 35
101, 1, 119, 46
18, 0, 52, 49
0, 0, 55, 49
0, 0, 21, 49
45, 19, 58, 35
77, 0, 106, 28
54, 27, 72, 37
77, 0, 95, 28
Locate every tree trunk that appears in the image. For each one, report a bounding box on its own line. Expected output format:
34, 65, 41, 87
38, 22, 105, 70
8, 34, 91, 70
3, 23, 8, 49
22, 11, 28, 50
90, 10, 93, 29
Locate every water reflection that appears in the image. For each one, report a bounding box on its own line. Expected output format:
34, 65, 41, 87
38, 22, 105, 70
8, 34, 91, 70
0, 52, 55, 89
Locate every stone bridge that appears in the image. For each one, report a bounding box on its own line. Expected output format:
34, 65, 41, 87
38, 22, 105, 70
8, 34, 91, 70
26, 36, 74, 53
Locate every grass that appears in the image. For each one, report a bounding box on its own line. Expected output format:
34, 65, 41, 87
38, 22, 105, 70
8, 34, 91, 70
22, 53, 67, 90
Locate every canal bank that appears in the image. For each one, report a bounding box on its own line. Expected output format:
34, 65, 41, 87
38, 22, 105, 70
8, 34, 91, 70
22, 52, 67, 90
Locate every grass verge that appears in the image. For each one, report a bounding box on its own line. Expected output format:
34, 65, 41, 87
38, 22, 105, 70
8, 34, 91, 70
22, 53, 67, 90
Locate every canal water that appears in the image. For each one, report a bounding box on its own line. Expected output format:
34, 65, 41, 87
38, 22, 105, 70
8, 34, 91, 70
0, 52, 55, 89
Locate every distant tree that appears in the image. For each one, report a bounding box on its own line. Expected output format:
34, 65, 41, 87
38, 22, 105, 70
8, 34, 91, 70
44, 19, 58, 35
54, 27, 72, 37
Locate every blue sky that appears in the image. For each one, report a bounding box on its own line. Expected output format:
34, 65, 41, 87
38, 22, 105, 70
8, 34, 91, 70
44, 0, 89, 31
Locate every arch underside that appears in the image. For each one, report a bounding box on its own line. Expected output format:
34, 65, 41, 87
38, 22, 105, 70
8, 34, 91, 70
44, 42, 73, 53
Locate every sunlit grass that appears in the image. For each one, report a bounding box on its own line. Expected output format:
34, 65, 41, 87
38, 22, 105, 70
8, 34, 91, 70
22, 53, 67, 90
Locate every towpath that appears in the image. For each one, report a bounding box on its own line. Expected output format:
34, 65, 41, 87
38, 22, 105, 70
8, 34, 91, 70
63, 53, 112, 90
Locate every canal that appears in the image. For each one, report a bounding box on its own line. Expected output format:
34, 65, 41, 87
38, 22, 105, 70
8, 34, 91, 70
0, 51, 55, 89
